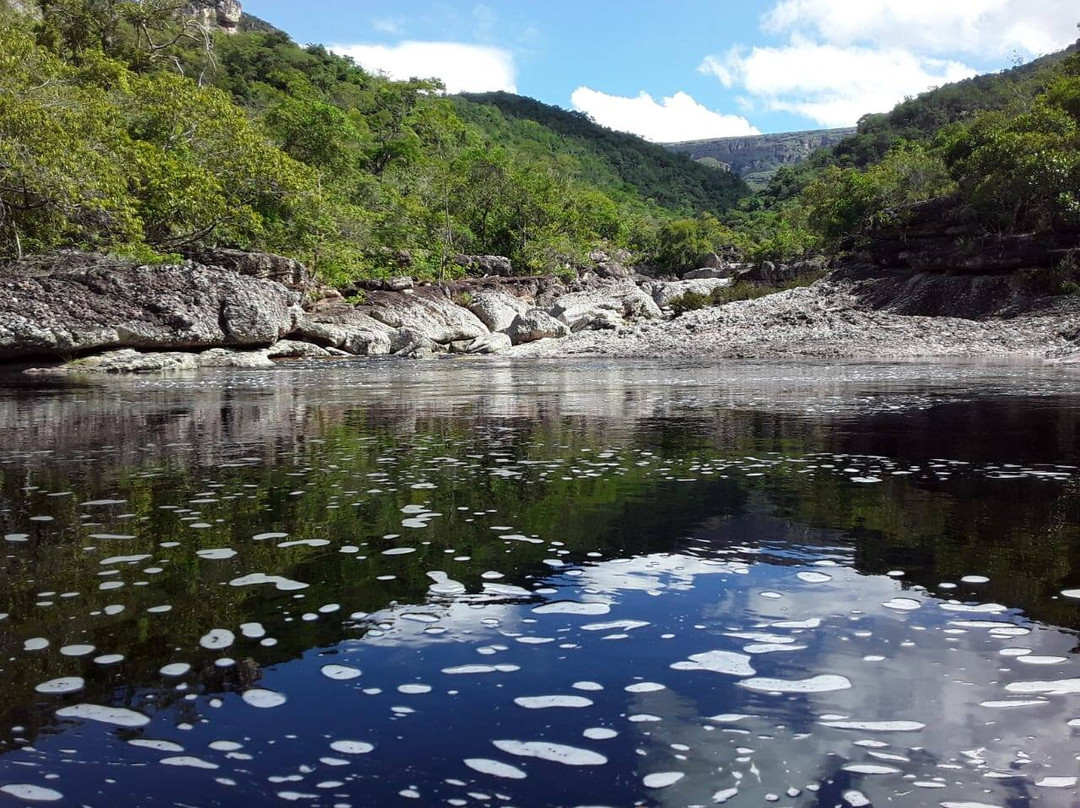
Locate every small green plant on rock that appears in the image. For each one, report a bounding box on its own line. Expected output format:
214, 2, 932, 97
344, 290, 369, 306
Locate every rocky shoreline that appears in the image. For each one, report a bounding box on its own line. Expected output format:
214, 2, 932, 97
2, 242, 1079, 374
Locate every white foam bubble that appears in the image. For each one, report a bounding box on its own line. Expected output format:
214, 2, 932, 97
492, 740, 606, 766
329, 740, 374, 755
532, 602, 610, 616
34, 677, 84, 695
740, 674, 851, 693
321, 664, 362, 681
819, 720, 925, 732
514, 696, 593, 709
671, 651, 755, 677
56, 704, 149, 727
229, 573, 308, 591
643, 772, 684, 788
200, 629, 234, 650
463, 759, 527, 779
241, 689, 287, 708
583, 728, 618, 740
0, 784, 63, 802
160, 756, 219, 770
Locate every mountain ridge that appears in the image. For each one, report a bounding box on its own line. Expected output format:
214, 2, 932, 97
664, 128, 857, 189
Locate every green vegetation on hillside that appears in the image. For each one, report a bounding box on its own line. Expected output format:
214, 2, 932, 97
0, 0, 749, 283
0, 0, 1075, 284
714, 42, 1080, 264
455, 92, 748, 213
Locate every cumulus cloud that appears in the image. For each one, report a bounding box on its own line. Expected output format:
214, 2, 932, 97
702, 42, 975, 128
570, 88, 760, 142
763, 0, 1079, 58
331, 41, 516, 94
699, 0, 1078, 128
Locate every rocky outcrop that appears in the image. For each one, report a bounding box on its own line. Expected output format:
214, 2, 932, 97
468, 291, 531, 332
448, 332, 513, 355
549, 282, 662, 331
293, 304, 394, 356
367, 289, 490, 344
37, 346, 285, 373
185, 248, 311, 292
453, 255, 514, 277
185, 0, 242, 33
0, 255, 301, 360
505, 310, 570, 344
664, 127, 857, 188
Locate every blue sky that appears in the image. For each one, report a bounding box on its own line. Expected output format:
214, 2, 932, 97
243, 0, 1078, 139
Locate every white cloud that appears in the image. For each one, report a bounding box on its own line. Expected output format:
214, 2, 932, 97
763, 0, 1079, 58
701, 0, 1078, 128
570, 88, 760, 142
371, 18, 402, 35
331, 41, 516, 94
702, 41, 976, 127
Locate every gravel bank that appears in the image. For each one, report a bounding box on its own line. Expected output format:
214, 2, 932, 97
509, 279, 1080, 361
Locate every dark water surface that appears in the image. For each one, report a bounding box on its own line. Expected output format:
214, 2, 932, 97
1, 359, 1079, 807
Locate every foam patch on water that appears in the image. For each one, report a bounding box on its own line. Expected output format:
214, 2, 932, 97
514, 696, 593, 709
229, 573, 308, 591
0, 784, 63, 802
491, 740, 606, 766
241, 689, 287, 708
463, 758, 527, 779
329, 740, 374, 755
643, 772, 684, 788
321, 664, 362, 680
819, 720, 925, 732
532, 602, 610, 616
671, 651, 755, 677
739, 674, 852, 694
34, 677, 84, 695
56, 704, 149, 727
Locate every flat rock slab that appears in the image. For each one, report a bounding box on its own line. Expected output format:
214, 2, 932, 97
0, 260, 301, 360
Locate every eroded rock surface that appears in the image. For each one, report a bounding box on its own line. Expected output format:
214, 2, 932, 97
0, 256, 301, 360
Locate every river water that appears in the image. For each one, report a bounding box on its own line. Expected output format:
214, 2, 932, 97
1, 358, 1079, 807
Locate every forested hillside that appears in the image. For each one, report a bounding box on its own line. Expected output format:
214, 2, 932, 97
454, 92, 748, 213
0, 0, 748, 283
718, 40, 1080, 265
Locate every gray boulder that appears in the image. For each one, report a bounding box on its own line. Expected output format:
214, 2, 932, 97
448, 332, 513, 355
549, 282, 662, 331
293, 305, 394, 356
468, 291, 531, 332
389, 327, 438, 358
369, 291, 489, 344
453, 255, 514, 277
505, 310, 570, 345
266, 340, 333, 359
0, 258, 301, 360
684, 267, 734, 280
185, 248, 311, 292
63, 349, 200, 374
196, 348, 276, 368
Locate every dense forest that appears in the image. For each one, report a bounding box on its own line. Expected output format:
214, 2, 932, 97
0, 0, 1077, 285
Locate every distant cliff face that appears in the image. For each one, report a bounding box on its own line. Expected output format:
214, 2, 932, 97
184, 0, 242, 33
664, 128, 856, 189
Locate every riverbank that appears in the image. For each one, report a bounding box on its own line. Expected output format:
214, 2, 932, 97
2, 248, 1079, 372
